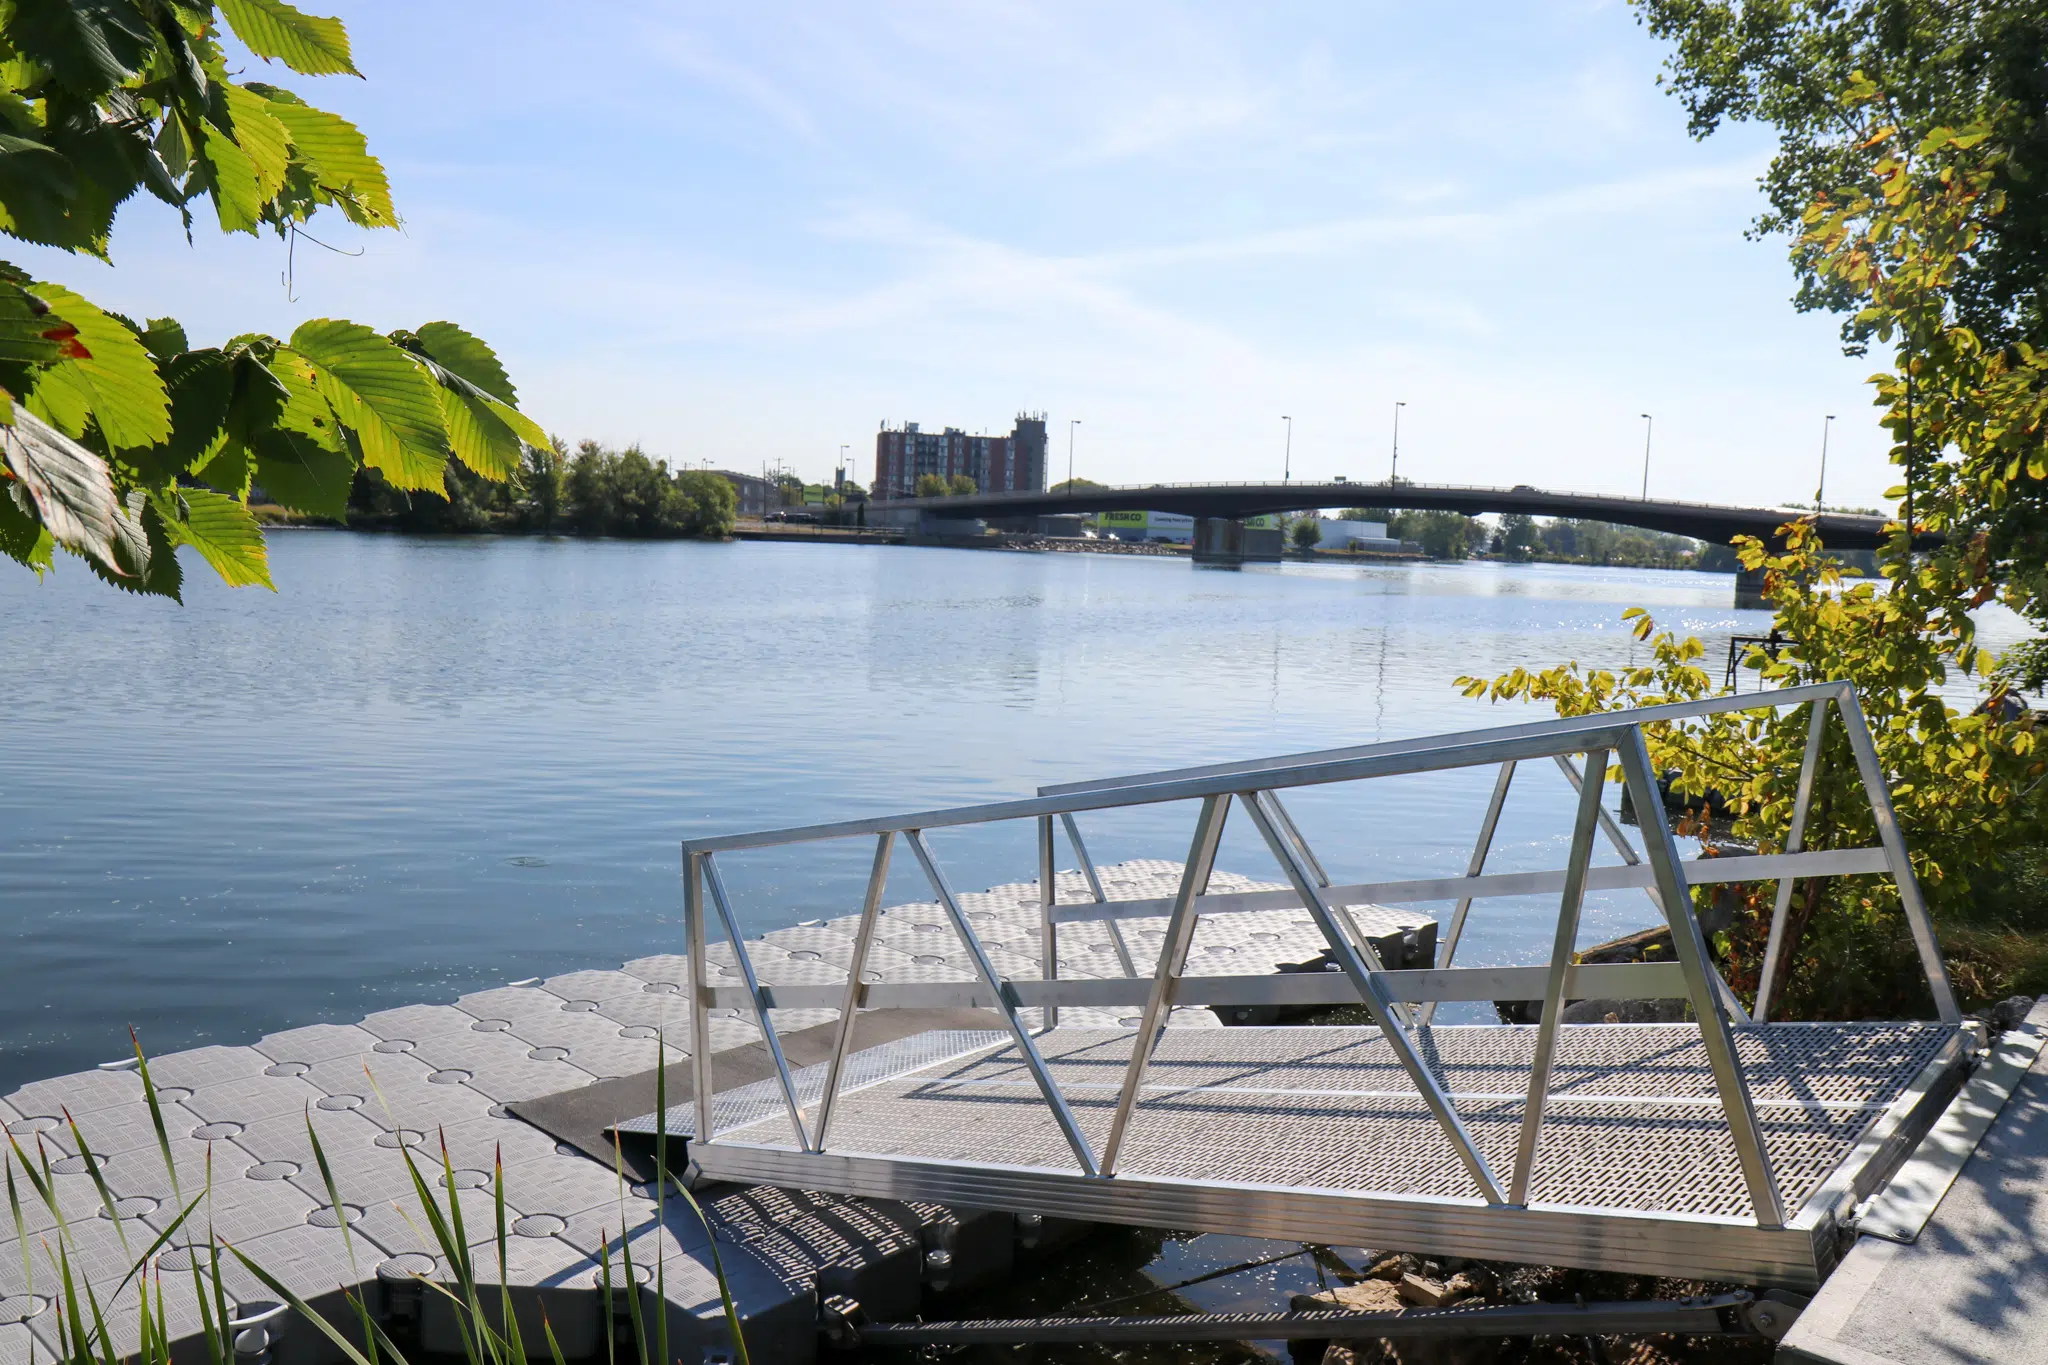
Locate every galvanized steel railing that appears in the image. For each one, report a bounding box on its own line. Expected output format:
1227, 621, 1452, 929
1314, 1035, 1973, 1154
679, 682, 1954, 1229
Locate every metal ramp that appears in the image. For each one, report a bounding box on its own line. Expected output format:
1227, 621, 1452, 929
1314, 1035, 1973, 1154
662, 684, 1973, 1290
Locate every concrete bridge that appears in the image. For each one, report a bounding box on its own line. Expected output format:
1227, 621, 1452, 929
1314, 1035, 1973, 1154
870, 479, 1909, 604
870, 478, 1899, 549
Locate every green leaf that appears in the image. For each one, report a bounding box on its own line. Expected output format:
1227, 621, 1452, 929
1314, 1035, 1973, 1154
0, 133, 81, 242
153, 486, 273, 589
222, 85, 293, 204
138, 317, 189, 363
260, 97, 395, 227
261, 345, 343, 448
0, 480, 55, 572
416, 322, 515, 404
434, 383, 520, 480
124, 347, 233, 482
7, 0, 152, 95
28, 283, 171, 450
288, 319, 447, 489
0, 279, 75, 369
481, 391, 547, 451
198, 119, 265, 233
217, 0, 361, 78
251, 425, 353, 518
197, 437, 252, 500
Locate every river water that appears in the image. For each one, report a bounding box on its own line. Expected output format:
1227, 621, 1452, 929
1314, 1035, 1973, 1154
0, 532, 2005, 1093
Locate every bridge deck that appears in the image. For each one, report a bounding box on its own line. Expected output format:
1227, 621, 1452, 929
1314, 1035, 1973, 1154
671, 1021, 1965, 1288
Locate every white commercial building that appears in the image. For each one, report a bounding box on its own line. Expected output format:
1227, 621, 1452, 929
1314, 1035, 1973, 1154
1317, 518, 1400, 549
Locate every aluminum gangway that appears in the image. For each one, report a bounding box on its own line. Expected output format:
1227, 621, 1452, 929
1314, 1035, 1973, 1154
666, 684, 1972, 1289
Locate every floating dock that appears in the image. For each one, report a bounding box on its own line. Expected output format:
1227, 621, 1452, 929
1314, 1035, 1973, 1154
0, 862, 1429, 1365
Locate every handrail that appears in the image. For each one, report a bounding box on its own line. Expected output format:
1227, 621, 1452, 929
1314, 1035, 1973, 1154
1038, 681, 1847, 799
870, 477, 1892, 524
679, 683, 1956, 1230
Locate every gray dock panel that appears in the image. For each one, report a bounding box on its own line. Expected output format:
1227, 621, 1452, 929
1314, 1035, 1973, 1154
6, 860, 1353, 1364
1781, 999, 2048, 1364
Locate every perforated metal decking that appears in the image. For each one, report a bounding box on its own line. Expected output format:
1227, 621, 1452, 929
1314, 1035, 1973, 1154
629, 1020, 1964, 1289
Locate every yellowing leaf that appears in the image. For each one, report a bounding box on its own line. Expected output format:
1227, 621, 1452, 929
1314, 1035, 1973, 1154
26, 283, 170, 450
263, 98, 395, 228
223, 85, 292, 203
434, 384, 519, 480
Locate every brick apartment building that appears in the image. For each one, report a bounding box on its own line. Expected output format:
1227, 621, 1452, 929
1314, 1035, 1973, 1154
873, 414, 1048, 499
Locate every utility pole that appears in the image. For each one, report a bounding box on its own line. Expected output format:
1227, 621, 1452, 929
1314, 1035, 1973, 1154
1391, 401, 1406, 483
1282, 415, 1292, 483
1816, 415, 1835, 513
1640, 413, 1654, 501
1067, 419, 1080, 493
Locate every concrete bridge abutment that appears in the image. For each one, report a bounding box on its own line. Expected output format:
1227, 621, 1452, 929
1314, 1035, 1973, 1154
1191, 517, 1283, 567
1735, 565, 1769, 610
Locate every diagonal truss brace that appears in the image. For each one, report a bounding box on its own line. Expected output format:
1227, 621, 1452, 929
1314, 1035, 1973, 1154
1239, 790, 1510, 1204
908, 829, 1103, 1176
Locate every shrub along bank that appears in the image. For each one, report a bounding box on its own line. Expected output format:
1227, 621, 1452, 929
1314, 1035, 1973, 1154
334, 438, 736, 539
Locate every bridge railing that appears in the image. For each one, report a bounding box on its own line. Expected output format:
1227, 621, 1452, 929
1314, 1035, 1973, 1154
679, 681, 1952, 1227
876, 476, 1854, 521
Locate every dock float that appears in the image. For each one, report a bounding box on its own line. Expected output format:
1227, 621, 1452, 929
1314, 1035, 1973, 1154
0, 862, 1429, 1365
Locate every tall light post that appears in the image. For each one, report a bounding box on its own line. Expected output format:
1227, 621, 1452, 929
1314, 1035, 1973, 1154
1281, 415, 1292, 483
1391, 401, 1406, 483
1816, 414, 1835, 512
1639, 413, 1654, 501
1066, 419, 1080, 493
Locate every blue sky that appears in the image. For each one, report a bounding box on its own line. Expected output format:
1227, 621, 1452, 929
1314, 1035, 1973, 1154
17, 1, 1906, 509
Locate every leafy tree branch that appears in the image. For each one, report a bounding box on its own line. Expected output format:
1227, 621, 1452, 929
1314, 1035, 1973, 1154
0, 0, 544, 597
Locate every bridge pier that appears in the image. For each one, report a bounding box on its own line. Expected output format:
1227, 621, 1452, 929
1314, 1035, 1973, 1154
1191, 517, 1283, 567
1735, 566, 1768, 610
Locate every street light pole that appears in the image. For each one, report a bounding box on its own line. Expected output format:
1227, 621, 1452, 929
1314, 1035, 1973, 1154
1067, 419, 1080, 493
1391, 401, 1406, 483
1816, 415, 1835, 513
1282, 415, 1292, 483
1639, 413, 1654, 501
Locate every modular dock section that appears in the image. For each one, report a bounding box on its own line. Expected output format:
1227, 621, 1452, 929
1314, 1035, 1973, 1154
0, 862, 1427, 1365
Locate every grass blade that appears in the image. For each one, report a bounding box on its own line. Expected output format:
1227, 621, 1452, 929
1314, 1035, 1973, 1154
541, 1310, 570, 1365
661, 1178, 750, 1365
60, 1110, 129, 1259
652, 1027, 748, 1365
224, 1245, 392, 1365
494, 1148, 526, 1365
106, 1191, 204, 1306
130, 1029, 182, 1206
6, 1152, 33, 1291
305, 1107, 362, 1273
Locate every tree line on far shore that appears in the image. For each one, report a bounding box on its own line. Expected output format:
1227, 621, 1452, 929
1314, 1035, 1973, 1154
1317, 506, 1764, 571
335, 439, 736, 539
